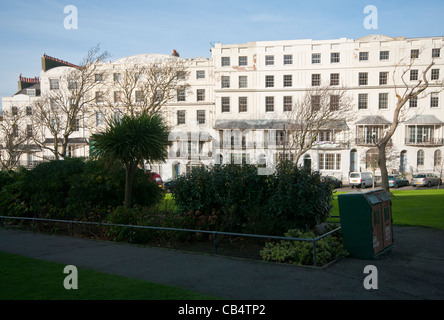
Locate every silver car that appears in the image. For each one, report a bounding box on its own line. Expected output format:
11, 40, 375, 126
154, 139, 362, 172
411, 173, 442, 187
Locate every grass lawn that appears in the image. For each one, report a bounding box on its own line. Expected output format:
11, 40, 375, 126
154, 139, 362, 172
0, 251, 218, 300
329, 189, 444, 230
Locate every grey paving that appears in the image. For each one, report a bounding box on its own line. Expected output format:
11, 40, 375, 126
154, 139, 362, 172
1, 226, 443, 300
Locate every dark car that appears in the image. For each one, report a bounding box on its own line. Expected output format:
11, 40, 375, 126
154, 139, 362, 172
321, 176, 343, 188
164, 180, 176, 193
388, 175, 409, 188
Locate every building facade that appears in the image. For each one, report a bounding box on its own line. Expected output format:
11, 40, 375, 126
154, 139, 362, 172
1, 35, 443, 183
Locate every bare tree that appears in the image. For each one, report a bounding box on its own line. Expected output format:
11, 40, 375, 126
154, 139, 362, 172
105, 57, 190, 118
285, 85, 354, 165
32, 45, 109, 160
361, 145, 398, 188
376, 48, 444, 193
0, 108, 33, 170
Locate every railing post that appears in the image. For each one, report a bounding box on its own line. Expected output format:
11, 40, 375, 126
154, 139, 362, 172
313, 239, 317, 267
213, 231, 217, 255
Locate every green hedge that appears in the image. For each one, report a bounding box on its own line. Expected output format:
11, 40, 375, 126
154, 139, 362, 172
172, 161, 334, 235
0, 158, 163, 221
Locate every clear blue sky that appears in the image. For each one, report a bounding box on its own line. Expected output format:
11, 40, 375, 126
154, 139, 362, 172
1, 0, 443, 109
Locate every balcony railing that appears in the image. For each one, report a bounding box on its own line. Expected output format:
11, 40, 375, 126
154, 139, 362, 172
405, 138, 444, 146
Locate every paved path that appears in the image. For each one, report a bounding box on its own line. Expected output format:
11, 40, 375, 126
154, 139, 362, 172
1, 226, 443, 300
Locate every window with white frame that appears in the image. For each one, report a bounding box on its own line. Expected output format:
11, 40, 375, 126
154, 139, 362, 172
265, 75, 274, 88
410, 69, 418, 81
239, 56, 248, 66
409, 96, 418, 108
431, 69, 440, 80
380, 51, 389, 60
221, 57, 230, 67
359, 52, 369, 61
49, 79, 59, 90
113, 73, 122, 83
358, 94, 368, 109
239, 97, 248, 113
95, 91, 104, 104
359, 72, 368, 85
330, 52, 340, 63
417, 149, 424, 166
330, 73, 339, 86
26, 124, 33, 137
312, 53, 321, 64
95, 73, 104, 82
319, 153, 341, 170
311, 95, 321, 111
283, 96, 292, 112
430, 92, 439, 108
113, 91, 122, 103
177, 110, 185, 125
411, 49, 420, 59
284, 54, 293, 65
196, 70, 205, 79
239, 76, 248, 88
379, 93, 389, 109
432, 48, 441, 58
283, 75, 292, 87
265, 96, 274, 112
221, 76, 230, 88
330, 95, 340, 111
265, 55, 274, 66
379, 72, 388, 85
135, 91, 144, 103
312, 74, 321, 86
177, 89, 186, 102
68, 79, 78, 90
221, 97, 230, 113
96, 111, 104, 126
197, 110, 205, 124
197, 89, 205, 102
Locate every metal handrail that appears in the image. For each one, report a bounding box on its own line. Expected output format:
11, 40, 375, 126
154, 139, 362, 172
0, 215, 342, 267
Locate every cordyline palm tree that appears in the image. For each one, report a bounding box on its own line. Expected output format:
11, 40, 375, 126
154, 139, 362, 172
90, 112, 170, 208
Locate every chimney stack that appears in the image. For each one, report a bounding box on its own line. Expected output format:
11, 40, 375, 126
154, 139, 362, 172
172, 49, 180, 57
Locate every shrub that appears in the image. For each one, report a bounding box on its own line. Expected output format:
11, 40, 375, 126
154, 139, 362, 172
0, 158, 164, 221
66, 160, 163, 221
24, 158, 86, 219
266, 161, 333, 231
105, 205, 159, 243
0, 168, 29, 217
260, 227, 348, 266
172, 162, 333, 235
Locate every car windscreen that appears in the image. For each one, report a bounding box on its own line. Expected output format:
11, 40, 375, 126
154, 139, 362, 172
350, 173, 360, 178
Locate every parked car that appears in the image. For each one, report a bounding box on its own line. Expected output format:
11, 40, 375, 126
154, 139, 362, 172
411, 173, 442, 187
388, 175, 409, 188
321, 176, 343, 188
147, 172, 163, 188
349, 172, 374, 188
163, 179, 176, 193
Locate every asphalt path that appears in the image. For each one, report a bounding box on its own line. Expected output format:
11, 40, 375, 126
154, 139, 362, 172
1, 225, 443, 301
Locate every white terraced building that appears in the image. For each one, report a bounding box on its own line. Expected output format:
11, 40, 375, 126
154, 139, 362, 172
1, 35, 443, 184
